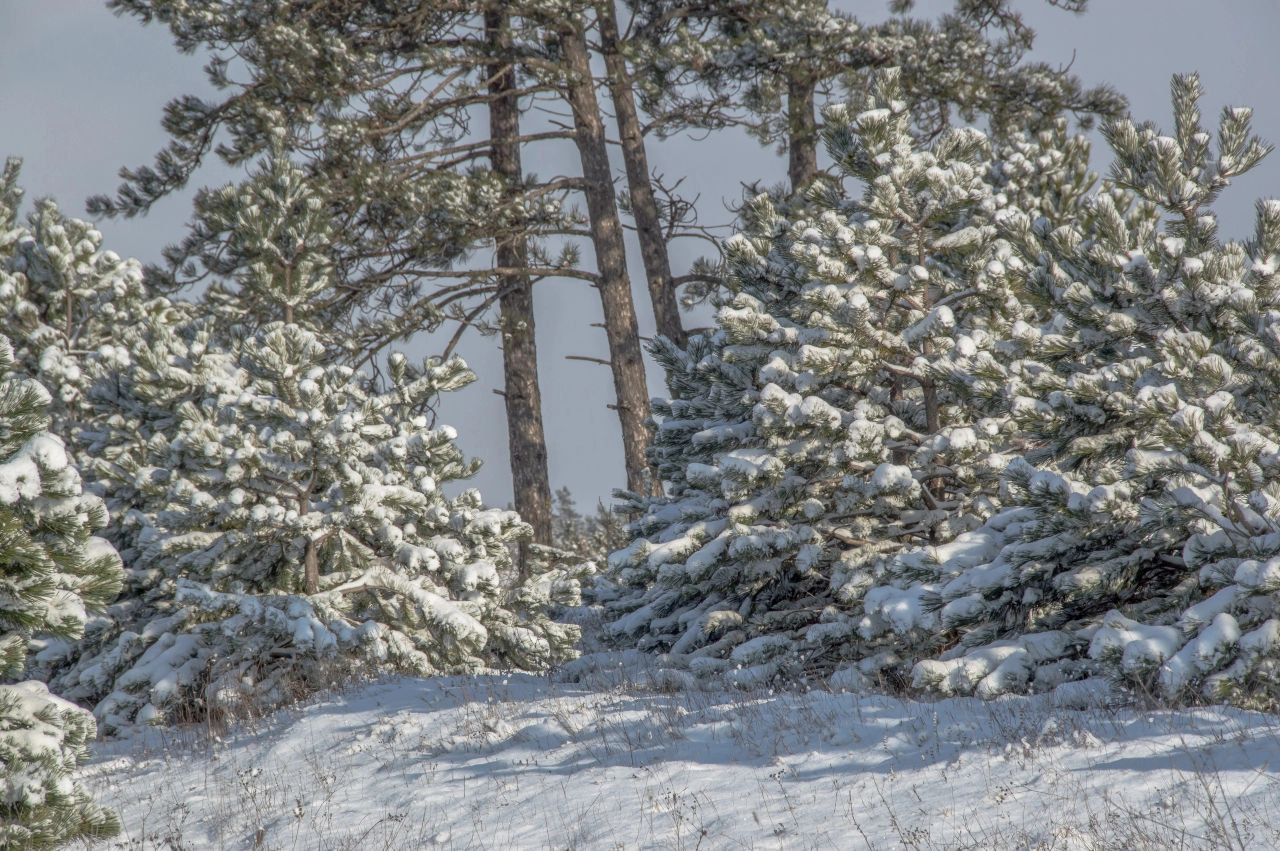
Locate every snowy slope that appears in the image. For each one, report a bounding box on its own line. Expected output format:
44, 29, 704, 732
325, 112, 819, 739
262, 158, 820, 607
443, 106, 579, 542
81, 651, 1280, 850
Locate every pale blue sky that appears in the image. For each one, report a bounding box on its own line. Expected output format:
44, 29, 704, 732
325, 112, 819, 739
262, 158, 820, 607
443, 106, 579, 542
2, 1, 1278, 509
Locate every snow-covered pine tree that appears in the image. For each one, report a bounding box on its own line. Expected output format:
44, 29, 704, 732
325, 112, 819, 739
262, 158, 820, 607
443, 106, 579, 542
33, 305, 231, 700
0, 336, 121, 848
604, 71, 1054, 685
626, 1, 1125, 323
68, 328, 579, 732
866, 76, 1280, 707
56, 160, 581, 732
0, 158, 149, 445
93, 1, 591, 555
0, 159, 217, 693
74, 300, 212, 556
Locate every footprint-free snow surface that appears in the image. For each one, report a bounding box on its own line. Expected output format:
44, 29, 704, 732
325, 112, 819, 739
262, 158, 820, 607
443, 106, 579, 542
84, 652, 1280, 849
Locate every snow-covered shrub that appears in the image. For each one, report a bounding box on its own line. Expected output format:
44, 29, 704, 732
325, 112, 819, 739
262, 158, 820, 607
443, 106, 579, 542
0, 335, 121, 846
56, 324, 580, 732
870, 75, 1280, 707
604, 71, 1087, 684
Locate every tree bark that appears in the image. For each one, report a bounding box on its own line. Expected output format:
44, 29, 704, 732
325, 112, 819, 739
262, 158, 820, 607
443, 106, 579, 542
597, 0, 686, 348
299, 493, 319, 595
303, 537, 319, 595
486, 7, 554, 570
787, 73, 819, 192
559, 23, 656, 496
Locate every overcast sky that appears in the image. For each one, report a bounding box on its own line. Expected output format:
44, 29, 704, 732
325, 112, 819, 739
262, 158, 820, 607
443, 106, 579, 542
2, 1, 1279, 510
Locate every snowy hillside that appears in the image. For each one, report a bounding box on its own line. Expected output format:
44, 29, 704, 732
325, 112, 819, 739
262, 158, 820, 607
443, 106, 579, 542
83, 651, 1280, 850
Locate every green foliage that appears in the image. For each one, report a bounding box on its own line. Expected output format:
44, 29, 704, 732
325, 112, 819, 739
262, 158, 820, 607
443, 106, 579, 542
91, 0, 578, 360
0, 338, 122, 678
629, 0, 1124, 149
0, 682, 120, 850
184, 152, 341, 333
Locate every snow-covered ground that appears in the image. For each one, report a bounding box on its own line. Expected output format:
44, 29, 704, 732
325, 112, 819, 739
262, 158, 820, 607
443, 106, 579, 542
81, 649, 1280, 850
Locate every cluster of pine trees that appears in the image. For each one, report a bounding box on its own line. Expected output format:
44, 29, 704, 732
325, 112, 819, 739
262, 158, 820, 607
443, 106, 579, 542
3, 0, 1277, 845
0, 149, 584, 844
605, 71, 1280, 712
89, 0, 1120, 563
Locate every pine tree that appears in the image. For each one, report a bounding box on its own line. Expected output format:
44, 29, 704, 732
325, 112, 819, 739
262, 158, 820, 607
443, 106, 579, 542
60, 322, 582, 732
0, 336, 121, 848
484, 4, 556, 562
0, 158, 149, 449
629, 0, 1123, 194
59, 159, 582, 731
519, 5, 659, 496
621, 0, 1125, 319
92, 0, 575, 561
604, 71, 1077, 685
0, 154, 201, 583
550, 487, 629, 566
864, 77, 1280, 707
179, 152, 343, 339
594, 0, 689, 346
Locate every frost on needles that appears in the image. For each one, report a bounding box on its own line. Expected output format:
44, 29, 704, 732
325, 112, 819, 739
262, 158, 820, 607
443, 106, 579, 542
0, 336, 122, 848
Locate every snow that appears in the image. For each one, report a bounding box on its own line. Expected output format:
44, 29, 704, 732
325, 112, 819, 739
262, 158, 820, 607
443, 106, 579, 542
870, 462, 915, 493
82, 656, 1280, 850
0, 433, 69, 504
1089, 611, 1184, 673
862, 583, 934, 635
1160, 613, 1242, 695
1236, 556, 1280, 591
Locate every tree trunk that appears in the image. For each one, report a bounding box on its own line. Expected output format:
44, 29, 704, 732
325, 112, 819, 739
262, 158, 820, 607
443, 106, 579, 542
303, 537, 319, 595
787, 73, 819, 192
486, 7, 554, 570
597, 0, 686, 348
299, 494, 319, 595
559, 24, 655, 496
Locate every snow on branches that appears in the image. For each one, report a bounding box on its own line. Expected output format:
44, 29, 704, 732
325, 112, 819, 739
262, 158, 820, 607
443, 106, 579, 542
608, 72, 1280, 711
864, 75, 1280, 706
604, 71, 1087, 685
0, 335, 121, 846
57, 322, 580, 732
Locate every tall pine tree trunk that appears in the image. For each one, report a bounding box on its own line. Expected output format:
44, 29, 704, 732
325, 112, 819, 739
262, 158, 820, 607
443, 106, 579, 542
597, 0, 686, 347
787, 73, 819, 191
486, 7, 554, 569
560, 23, 655, 495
